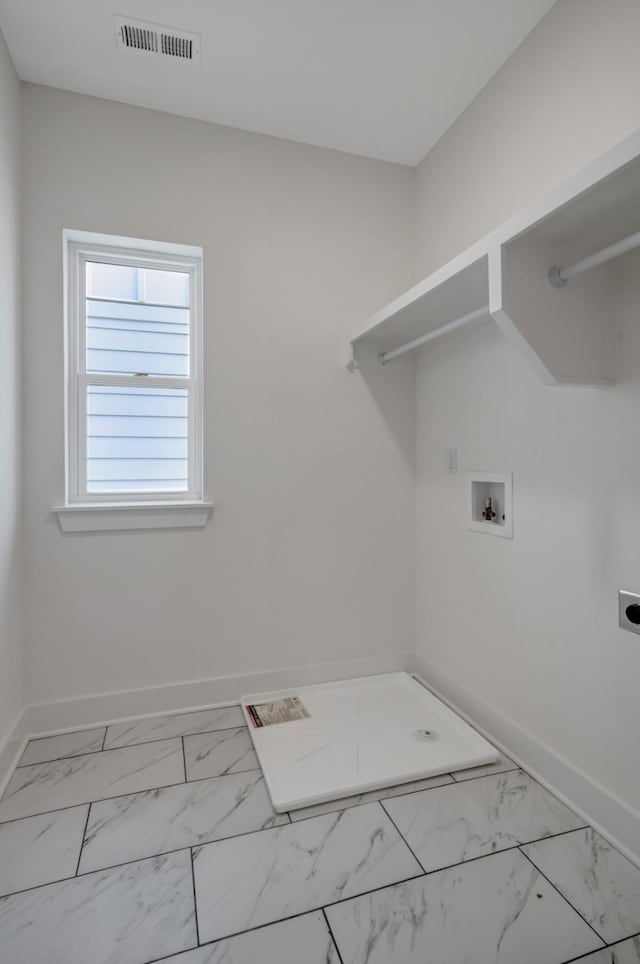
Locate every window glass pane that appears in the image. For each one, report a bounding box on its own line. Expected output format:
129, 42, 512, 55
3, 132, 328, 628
85, 263, 190, 377
86, 262, 138, 301
142, 268, 189, 307
87, 386, 188, 494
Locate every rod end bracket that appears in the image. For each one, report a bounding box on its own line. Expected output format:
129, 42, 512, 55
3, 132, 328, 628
344, 345, 360, 373
548, 266, 568, 289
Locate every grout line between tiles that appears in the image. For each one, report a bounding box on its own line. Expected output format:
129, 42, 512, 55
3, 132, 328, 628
292, 766, 529, 826
0, 803, 89, 829
518, 845, 607, 947
286, 766, 576, 831
13, 764, 450, 828
417, 768, 529, 796
6, 738, 519, 809
9, 735, 184, 772
145, 945, 200, 964
286, 776, 456, 824
322, 907, 345, 964
559, 931, 640, 964
103, 722, 245, 753
9, 724, 250, 772
189, 848, 200, 946
0, 759, 453, 828
334, 824, 594, 887
6, 833, 622, 961
0, 765, 264, 826
287, 768, 522, 824
70, 813, 290, 884
0, 847, 197, 901
16, 743, 107, 769
145, 872, 428, 958
380, 766, 585, 840
0, 871, 78, 902
377, 799, 427, 875
0, 772, 589, 877
13, 748, 110, 769
181, 737, 187, 783
0, 821, 592, 905
74, 805, 92, 877
392, 826, 592, 879
518, 825, 590, 848
317, 843, 605, 914
144, 919, 640, 964
98, 723, 250, 754
145, 946, 199, 964
141, 906, 345, 964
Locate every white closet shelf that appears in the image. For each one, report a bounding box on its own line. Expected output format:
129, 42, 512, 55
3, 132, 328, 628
348, 245, 490, 368
347, 128, 640, 387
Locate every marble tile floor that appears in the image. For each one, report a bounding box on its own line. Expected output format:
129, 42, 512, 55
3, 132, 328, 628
0, 706, 638, 964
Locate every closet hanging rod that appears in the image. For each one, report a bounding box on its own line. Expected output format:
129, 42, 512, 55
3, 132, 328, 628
378, 305, 490, 365
548, 227, 640, 288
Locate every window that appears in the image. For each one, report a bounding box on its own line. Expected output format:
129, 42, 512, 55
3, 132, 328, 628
60, 231, 208, 530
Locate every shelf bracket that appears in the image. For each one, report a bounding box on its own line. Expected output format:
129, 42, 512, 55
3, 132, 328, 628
344, 344, 359, 373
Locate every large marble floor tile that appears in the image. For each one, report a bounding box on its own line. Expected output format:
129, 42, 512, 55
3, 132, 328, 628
0, 739, 184, 821
570, 936, 640, 963
19, 728, 106, 767
326, 848, 603, 964
193, 801, 422, 943
79, 771, 288, 873
0, 850, 196, 964
451, 751, 519, 782
0, 806, 88, 896
104, 706, 245, 748
522, 828, 640, 943
289, 773, 454, 822
155, 911, 339, 963
383, 769, 584, 872
184, 728, 258, 780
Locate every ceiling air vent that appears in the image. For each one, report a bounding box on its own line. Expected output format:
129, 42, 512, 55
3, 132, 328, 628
114, 16, 201, 65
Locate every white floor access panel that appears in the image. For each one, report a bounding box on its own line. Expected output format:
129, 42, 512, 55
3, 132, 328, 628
241, 672, 499, 812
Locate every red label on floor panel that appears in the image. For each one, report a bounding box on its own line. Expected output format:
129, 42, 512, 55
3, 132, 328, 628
245, 697, 310, 727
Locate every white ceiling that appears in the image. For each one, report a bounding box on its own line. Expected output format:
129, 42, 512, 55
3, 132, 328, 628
0, 0, 555, 165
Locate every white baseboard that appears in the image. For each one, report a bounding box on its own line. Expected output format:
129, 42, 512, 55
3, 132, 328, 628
6, 647, 638, 873
408, 651, 640, 869
15, 651, 409, 743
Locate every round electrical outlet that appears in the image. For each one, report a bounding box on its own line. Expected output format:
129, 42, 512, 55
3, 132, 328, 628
625, 603, 640, 625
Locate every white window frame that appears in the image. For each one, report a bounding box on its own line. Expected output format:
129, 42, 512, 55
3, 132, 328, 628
56, 230, 211, 532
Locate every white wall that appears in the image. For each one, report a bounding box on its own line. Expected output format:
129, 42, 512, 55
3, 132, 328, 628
0, 28, 22, 752
21, 85, 416, 705
416, 0, 640, 274
415, 0, 640, 843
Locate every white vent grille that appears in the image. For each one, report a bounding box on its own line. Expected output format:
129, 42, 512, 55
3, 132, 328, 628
161, 34, 192, 60
115, 16, 200, 65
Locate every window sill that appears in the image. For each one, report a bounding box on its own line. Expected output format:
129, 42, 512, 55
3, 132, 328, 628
53, 501, 214, 533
